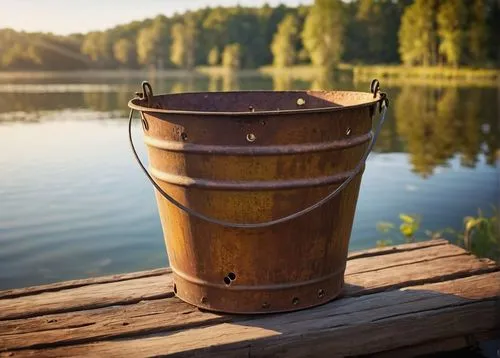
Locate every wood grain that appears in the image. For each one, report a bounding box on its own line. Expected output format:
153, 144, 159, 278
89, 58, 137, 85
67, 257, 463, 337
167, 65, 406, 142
0, 239, 448, 300
0, 275, 174, 320
345, 241, 466, 274
0, 242, 478, 322
369, 330, 500, 358
345, 252, 498, 296
2, 272, 498, 357
346, 238, 448, 260
0, 268, 171, 300
0, 241, 498, 358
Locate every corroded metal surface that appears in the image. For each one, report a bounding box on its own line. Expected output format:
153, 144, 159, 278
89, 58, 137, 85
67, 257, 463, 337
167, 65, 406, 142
128, 85, 386, 314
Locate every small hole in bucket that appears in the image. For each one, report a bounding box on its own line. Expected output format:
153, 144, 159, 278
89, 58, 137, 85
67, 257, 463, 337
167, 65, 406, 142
345, 128, 352, 136
318, 289, 325, 299
292, 297, 299, 305
223, 276, 231, 285
246, 133, 256, 142
181, 132, 188, 141
201, 296, 208, 304
173, 283, 177, 294
228, 272, 236, 281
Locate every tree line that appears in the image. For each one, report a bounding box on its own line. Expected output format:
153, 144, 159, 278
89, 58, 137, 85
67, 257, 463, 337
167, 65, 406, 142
0, 0, 498, 71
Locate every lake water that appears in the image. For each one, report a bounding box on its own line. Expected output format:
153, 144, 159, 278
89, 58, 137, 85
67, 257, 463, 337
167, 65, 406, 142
0, 73, 498, 290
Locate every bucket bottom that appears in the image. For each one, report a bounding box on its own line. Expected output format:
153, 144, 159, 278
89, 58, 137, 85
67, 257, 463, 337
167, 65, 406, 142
171, 267, 346, 314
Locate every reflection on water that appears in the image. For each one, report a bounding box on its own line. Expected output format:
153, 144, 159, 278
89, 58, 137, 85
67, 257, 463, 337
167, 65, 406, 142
0, 72, 498, 289
395, 86, 499, 177
1, 73, 497, 178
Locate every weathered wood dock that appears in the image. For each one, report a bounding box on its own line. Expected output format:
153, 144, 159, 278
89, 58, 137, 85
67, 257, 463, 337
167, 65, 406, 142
0, 239, 499, 357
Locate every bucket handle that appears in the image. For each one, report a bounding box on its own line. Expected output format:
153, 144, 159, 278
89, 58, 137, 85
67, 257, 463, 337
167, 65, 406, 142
128, 80, 388, 229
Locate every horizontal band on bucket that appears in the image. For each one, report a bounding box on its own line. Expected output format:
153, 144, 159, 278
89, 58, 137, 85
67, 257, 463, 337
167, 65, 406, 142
170, 264, 346, 291
149, 167, 363, 190
143, 132, 372, 156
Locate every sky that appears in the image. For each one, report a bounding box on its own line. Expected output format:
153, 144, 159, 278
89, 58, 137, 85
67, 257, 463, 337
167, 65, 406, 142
0, 0, 313, 35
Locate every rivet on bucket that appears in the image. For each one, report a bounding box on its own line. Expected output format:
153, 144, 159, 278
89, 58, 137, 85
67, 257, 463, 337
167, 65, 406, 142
246, 133, 256, 142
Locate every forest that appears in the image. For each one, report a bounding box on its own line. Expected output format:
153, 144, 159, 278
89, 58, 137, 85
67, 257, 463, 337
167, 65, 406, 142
0, 0, 499, 72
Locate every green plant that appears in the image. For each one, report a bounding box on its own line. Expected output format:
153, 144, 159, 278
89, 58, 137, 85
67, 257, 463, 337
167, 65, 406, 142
399, 214, 421, 242
457, 208, 499, 262
377, 207, 500, 263
376, 214, 421, 245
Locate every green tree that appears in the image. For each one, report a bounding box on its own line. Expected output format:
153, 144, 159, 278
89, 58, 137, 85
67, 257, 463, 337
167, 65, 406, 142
207, 47, 220, 66
301, 0, 345, 69
136, 27, 155, 68
271, 13, 299, 68
170, 16, 197, 69
203, 8, 230, 54
136, 16, 169, 70
222, 43, 241, 69
437, 0, 466, 67
81, 31, 113, 66
1, 2, 498, 71
399, 0, 439, 66
81, 32, 101, 62
466, 0, 488, 65
345, 0, 404, 64
170, 23, 185, 68
487, 0, 500, 65
113, 38, 136, 67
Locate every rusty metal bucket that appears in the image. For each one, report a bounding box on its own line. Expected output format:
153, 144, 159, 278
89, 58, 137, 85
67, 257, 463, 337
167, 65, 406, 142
128, 79, 388, 314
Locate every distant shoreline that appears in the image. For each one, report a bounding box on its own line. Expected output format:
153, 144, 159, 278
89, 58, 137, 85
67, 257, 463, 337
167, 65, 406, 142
0, 65, 498, 87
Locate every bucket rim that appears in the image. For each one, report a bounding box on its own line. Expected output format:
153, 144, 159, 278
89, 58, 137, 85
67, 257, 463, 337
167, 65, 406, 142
128, 89, 384, 116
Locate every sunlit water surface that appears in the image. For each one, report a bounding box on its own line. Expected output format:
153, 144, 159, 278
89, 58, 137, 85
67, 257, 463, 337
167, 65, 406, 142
0, 74, 498, 289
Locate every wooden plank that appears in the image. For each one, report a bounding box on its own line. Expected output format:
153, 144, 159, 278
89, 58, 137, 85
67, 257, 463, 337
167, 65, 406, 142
347, 238, 449, 260
345, 253, 498, 296
0, 240, 448, 300
368, 336, 475, 358
251, 302, 500, 358
1, 271, 498, 354
0, 239, 449, 300
0, 297, 227, 351
0, 246, 494, 325
0, 242, 478, 322
2, 272, 498, 357
0, 268, 171, 300
345, 241, 466, 275
369, 330, 500, 358
0, 275, 174, 321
